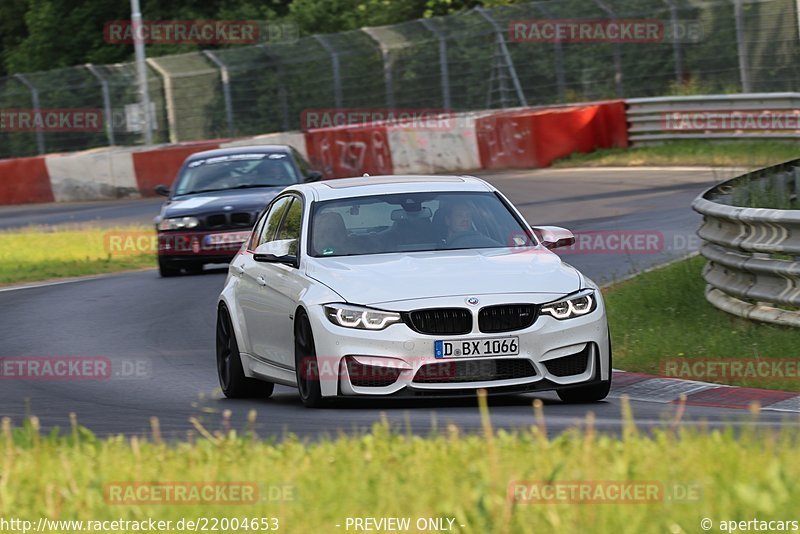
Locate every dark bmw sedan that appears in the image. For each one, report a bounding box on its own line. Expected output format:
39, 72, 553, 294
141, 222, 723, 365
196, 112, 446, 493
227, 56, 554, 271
153, 145, 320, 277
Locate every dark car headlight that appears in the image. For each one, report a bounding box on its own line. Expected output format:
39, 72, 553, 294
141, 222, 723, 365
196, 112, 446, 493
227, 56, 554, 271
158, 217, 199, 231
540, 290, 597, 320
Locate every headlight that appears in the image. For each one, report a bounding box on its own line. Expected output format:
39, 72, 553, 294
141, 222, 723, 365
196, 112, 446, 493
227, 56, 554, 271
158, 217, 199, 231
540, 290, 596, 320
324, 303, 401, 330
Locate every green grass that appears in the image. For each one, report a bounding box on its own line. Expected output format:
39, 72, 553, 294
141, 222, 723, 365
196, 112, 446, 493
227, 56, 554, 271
0, 225, 156, 285
606, 256, 800, 390
2, 402, 800, 534
553, 140, 799, 168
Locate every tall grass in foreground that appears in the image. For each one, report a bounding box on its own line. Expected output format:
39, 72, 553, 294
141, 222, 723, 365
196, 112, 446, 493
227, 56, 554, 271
0, 225, 155, 284
1, 398, 799, 533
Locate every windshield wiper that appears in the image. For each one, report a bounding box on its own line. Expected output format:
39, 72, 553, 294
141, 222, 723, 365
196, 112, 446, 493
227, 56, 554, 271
178, 184, 286, 196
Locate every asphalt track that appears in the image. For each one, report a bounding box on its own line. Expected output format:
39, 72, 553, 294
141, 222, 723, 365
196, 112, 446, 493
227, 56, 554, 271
2, 166, 793, 439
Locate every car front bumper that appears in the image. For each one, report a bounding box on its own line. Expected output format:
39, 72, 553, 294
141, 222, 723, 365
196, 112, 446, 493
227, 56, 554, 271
305, 294, 611, 398
157, 229, 250, 263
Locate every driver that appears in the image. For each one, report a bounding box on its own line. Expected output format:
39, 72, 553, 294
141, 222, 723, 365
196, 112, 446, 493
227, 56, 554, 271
440, 201, 500, 248
444, 202, 475, 241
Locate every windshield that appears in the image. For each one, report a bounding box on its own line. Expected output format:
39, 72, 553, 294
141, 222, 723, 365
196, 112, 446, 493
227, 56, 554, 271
173, 152, 300, 195
308, 191, 536, 257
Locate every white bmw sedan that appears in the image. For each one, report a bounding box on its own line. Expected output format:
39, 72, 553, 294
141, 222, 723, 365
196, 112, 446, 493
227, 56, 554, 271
216, 175, 611, 407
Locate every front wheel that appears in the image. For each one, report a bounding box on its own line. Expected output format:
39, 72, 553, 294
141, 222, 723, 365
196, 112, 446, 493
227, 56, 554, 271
556, 379, 611, 403
216, 306, 274, 399
158, 257, 181, 277
294, 312, 326, 408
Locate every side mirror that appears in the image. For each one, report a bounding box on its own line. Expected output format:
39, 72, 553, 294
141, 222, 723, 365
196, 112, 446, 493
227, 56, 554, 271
305, 170, 323, 183
154, 184, 171, 197
253, 240, 298, 266
531, 225, 575, 250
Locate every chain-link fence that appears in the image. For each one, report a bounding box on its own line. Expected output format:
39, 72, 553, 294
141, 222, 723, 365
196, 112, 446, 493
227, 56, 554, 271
1, 0, 799, 159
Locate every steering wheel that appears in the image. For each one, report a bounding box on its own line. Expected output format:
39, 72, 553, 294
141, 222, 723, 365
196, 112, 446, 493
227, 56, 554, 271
446, 231, 484, 248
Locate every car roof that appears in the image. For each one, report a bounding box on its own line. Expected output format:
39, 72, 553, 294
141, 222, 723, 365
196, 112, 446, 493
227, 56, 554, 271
287, 175, 495, 201
185, 145, 293, 161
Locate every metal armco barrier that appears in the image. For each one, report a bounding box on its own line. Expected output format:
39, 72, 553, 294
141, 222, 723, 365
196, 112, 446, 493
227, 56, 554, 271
693, 159, 800, 327
627, 93, 800, 145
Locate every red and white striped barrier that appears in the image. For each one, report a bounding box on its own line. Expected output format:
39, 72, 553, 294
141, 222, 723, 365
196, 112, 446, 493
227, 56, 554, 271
0, 103, 628, 205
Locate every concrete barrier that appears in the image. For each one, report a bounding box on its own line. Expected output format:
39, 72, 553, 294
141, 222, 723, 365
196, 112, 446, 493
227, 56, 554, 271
388, 124, 481, 175
45, 147, 140, 202
305, 126, 393, 179
131, 141, 222, 196
0, 156, 54, 204
476, 102, 629, 169
0, 100, 630, 204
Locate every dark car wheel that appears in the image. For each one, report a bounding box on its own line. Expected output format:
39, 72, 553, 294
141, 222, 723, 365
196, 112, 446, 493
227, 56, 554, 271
294, 311, 326, 408
158, 257, 182, 278
216, 305, 274, 399
556, 378, 611, 403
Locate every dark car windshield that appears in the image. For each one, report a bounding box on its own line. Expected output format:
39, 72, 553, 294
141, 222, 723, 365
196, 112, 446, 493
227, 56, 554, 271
308, 191, 536, 257
173, 152, 300, 195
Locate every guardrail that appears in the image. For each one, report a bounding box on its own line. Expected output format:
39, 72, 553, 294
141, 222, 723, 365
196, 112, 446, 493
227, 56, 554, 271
692, 159, 800, 327
627, 93, 800, 145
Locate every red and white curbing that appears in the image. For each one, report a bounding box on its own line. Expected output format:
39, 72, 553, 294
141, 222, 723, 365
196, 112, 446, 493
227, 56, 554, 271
611, 370, 800, 412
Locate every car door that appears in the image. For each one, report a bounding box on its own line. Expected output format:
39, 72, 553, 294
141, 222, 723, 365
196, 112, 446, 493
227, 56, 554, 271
235, 195, 292, 361
241, 194, 306, 368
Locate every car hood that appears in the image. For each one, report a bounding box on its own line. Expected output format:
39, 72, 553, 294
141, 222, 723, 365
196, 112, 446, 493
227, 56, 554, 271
305, 248, 581, 306
160, 188, 284, 219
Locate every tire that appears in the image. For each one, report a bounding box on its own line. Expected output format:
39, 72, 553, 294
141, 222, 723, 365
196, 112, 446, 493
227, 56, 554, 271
557, 337, 612, 403
184, 263, 204, 275
158, 257, 181, 278
556, 379, 611, 403
216, 306, 274, 399
294, 311, 326, 408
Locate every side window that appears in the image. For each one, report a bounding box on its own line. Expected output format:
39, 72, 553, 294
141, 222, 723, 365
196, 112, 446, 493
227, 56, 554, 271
256, 196, 293, 248
249, 211, 267, 250
292, 148, 310, 178
275, 197, 302, 257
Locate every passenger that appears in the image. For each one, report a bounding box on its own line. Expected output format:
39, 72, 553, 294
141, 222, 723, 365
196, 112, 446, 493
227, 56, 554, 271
313, 211, 350, 256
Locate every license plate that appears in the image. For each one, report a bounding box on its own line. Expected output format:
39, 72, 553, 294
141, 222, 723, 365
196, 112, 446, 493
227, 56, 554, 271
204, 231, 251, 246
434, 337, 519, 359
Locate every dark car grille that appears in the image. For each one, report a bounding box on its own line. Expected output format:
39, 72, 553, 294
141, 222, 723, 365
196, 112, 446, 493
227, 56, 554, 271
479, 304, 537, 333
543, 345, 592, 377
230, 212, 253, 226
404, 308, 472, 335
204, 212, 256, 229
345, 357, 403, 388
414, 359, 536, 383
